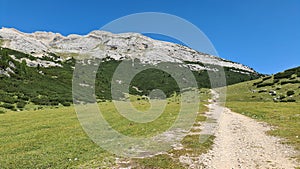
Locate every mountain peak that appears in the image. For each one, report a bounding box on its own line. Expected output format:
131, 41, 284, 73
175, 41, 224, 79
0, 28, 256, 73
0, 27, 23, 34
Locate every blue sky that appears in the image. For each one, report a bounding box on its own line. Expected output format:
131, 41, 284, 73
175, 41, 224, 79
0, 0, 299, 74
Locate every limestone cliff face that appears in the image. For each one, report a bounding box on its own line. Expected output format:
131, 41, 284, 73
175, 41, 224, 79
0, 27, 255, 73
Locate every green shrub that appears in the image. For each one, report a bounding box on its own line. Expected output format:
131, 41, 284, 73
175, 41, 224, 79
278, 95, 286, 99
262, 76, 272, 81
280, 80, 300, 85
253, 81, 263, 86
273, 79, 280, 83
287, 98, 296, 102
274, 66, 300, 79
62, 102, 71, 106
16, 101, 26, 108
274, 71, 293, 79
1, 103, 15, 109
49, 101, 59, 106
289, 76, 296, 80
257, 82, 274, 88
0, 96, 16, 104
287, 90, 295, 96
258, 89, 267, 93
31, 96, 50, 105
19, 95, 30, 101
0, 110, 5, 114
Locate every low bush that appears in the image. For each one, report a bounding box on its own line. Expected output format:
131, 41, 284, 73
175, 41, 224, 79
273, 79, 280, 83
16, 101, 26, 108
257, 82, 274, 88
287, 90, 295, 96
262, 76, 272, 81
289, 76, 296, 80
280, 95, 286, 99
274, 71, 294, 79
280, 80, 300, 85
258, 89, 267, 93
253, 81, 263, 86
62, 102, 71, 106
287, 98, 296, 102
0, 96, 16, 104
1, 103, 15, 110
51, 102, 60, 106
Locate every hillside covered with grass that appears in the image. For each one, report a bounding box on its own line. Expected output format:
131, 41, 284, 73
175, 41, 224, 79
227, 66, 300, 103
226, 66, 300, 161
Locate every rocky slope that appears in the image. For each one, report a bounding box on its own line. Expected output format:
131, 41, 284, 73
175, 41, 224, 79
0, 27, 255, 74
0, 27, 261, 111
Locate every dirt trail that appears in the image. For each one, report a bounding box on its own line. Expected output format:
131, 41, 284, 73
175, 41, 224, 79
195, 90, 299, 169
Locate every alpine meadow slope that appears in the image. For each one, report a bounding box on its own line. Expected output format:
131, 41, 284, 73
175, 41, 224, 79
226, 66, 300, 163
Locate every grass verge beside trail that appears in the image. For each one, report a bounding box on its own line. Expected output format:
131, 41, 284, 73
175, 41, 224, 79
131, 90, 214, 169
0, 89, 213, 168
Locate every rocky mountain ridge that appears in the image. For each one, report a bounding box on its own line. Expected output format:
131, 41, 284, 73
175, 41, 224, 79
0, 27, 255, 73
0, 28, 262, 110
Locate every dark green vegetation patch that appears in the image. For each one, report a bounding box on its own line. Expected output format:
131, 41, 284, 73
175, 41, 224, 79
0, 47, 260, 111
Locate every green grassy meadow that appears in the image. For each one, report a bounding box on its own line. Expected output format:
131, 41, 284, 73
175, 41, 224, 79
0, 90, 212, 168
0, 106, 114, 168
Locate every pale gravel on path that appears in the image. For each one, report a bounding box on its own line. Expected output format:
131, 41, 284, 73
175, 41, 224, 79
196, 104, 299, 169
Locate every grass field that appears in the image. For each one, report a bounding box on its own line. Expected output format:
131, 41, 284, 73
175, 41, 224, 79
0, 89, 212, 168
0, 106, 114, 168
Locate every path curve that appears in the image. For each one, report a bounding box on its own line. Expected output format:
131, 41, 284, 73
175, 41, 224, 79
195, 91, 299, 169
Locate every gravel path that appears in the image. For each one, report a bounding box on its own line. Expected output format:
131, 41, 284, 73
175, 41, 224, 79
195, 91, 299, 169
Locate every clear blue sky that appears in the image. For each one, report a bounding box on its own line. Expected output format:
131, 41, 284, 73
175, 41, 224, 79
1, 0, 299, 74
